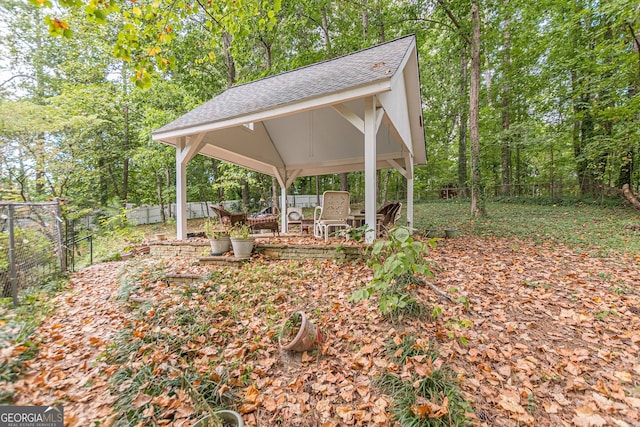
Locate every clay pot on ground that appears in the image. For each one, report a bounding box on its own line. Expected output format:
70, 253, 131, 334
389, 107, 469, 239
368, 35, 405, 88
278, 311, 322, 352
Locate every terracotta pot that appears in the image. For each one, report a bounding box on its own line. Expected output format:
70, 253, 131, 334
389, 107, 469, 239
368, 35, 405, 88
279, 311, 321, 352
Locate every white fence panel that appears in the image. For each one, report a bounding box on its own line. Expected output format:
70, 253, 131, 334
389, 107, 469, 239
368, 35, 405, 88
126, 196, 321, 225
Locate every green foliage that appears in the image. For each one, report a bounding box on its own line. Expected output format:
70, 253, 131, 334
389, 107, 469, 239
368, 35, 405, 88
412, 201, 640, 256
229, 223, 252, 239
386, 334, 438, 366
203, 216, 228, 239
375, 333, 472, 427
350, 226, 434, 315
4, 0, 640, 217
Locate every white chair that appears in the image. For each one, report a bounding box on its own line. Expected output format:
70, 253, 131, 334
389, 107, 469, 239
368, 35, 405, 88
287, 207, 304, 234
313, 191, 351, 242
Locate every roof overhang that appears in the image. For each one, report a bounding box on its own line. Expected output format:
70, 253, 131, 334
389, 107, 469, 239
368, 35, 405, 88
153, 35, 426, 184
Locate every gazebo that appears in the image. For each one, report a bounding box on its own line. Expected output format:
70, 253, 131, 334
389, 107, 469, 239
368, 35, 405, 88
152, 35, 426, 243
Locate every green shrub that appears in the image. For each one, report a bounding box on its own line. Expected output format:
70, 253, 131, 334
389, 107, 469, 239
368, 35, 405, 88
350, 226, 434, 315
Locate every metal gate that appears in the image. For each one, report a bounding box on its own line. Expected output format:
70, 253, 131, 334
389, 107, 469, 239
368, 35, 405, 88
0, 200, 65, 305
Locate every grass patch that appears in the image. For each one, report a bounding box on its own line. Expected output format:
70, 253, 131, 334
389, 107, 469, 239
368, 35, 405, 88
376, 358, 472, 426
101, 258, 321, 424
0, 278, 67, 403
374, 333, 472, 426
412, 201, 640, 256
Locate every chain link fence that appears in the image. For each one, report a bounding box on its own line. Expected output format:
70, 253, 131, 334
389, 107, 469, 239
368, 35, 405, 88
0, 201, 65, 305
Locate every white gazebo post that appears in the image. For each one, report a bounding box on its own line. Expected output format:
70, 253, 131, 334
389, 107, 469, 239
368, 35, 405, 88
280, 185, 288, 233
406, 161, 414, 228
176, 137, 187, 240
175, 134, 206, 240
363, 96, 379, 244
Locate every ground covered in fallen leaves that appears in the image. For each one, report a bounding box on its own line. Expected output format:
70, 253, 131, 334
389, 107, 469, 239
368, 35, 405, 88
6, 234, 640, 426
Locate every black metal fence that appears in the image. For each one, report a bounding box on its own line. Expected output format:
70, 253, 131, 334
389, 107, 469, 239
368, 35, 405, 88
0, 200, 65, 305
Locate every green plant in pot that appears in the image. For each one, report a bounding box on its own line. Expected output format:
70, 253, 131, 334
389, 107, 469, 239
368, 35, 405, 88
229, 223, 254, 259
204, 217, 230, 255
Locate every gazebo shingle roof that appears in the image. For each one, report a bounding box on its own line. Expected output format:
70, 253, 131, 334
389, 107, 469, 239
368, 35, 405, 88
155, 36, 415, 135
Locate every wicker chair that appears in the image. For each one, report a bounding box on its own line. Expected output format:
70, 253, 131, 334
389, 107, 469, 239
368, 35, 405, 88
210, 204, 280, 235
377, 201, 402, 237
210, 204, 247, 226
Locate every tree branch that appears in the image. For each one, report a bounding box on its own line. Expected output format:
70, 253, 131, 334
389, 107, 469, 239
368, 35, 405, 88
436, 0, 471, 45
0, 74, 37, 88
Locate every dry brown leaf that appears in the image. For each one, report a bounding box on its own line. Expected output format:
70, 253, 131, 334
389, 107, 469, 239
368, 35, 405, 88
497, 394, 526, 414
244, 384, 260, 404
411, 396, 449, 419
572, 405, 608, 427
132, 392, 152, 409
613, 371, 633, 383
543, 401, 560, 414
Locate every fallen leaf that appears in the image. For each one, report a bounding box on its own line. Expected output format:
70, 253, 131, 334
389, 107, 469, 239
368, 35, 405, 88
572, 405, 607, 427
411, 396, 448, 419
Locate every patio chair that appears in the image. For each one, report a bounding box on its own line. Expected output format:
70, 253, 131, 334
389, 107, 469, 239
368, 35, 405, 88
247, 214, 280, 235
378, 201, 402, 237
287, 207, 304, 234
211, 204, 280, 235
313, 191, 351, 242
210, 204, 248, 226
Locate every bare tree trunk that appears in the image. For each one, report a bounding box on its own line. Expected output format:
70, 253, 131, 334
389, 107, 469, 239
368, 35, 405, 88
34, 7, 45, 196
165, 167, 172, 218
261, 37, 272, 71
271, 176, 279, 214
212, 159, 224, 202
618, 26, 639, 188
242, 180, 249, 208
122, 103, 130, 205
470, 2, 485, 217
362, 0, 369, 40
315, 176, 321, 205
380, 170, 390, 203
340, 173, 349, 192
377, 1, 385, 43
157, 173, 166, 223
223, 31, 236, 87
320, 6, 332, 57
623, 184, 640, 210
458, 47, 468, 196
500, 10, 512, 196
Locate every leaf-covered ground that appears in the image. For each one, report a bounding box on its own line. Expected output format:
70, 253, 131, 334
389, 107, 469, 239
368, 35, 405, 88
5, 234, 640, 426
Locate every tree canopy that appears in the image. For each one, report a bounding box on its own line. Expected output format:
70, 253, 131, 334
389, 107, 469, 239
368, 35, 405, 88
1, 0, 638, 214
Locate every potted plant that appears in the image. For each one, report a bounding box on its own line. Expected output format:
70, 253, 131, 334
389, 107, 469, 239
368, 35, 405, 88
278, 311, 323, 352
192, 409, 244, 426
444, 227, 459, 238
229, 223, 254, 259
424, 226, 438, 238
204, 217, 230, 255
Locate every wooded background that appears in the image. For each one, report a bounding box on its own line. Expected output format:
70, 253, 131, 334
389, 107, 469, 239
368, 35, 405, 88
1, 0, 638, 216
